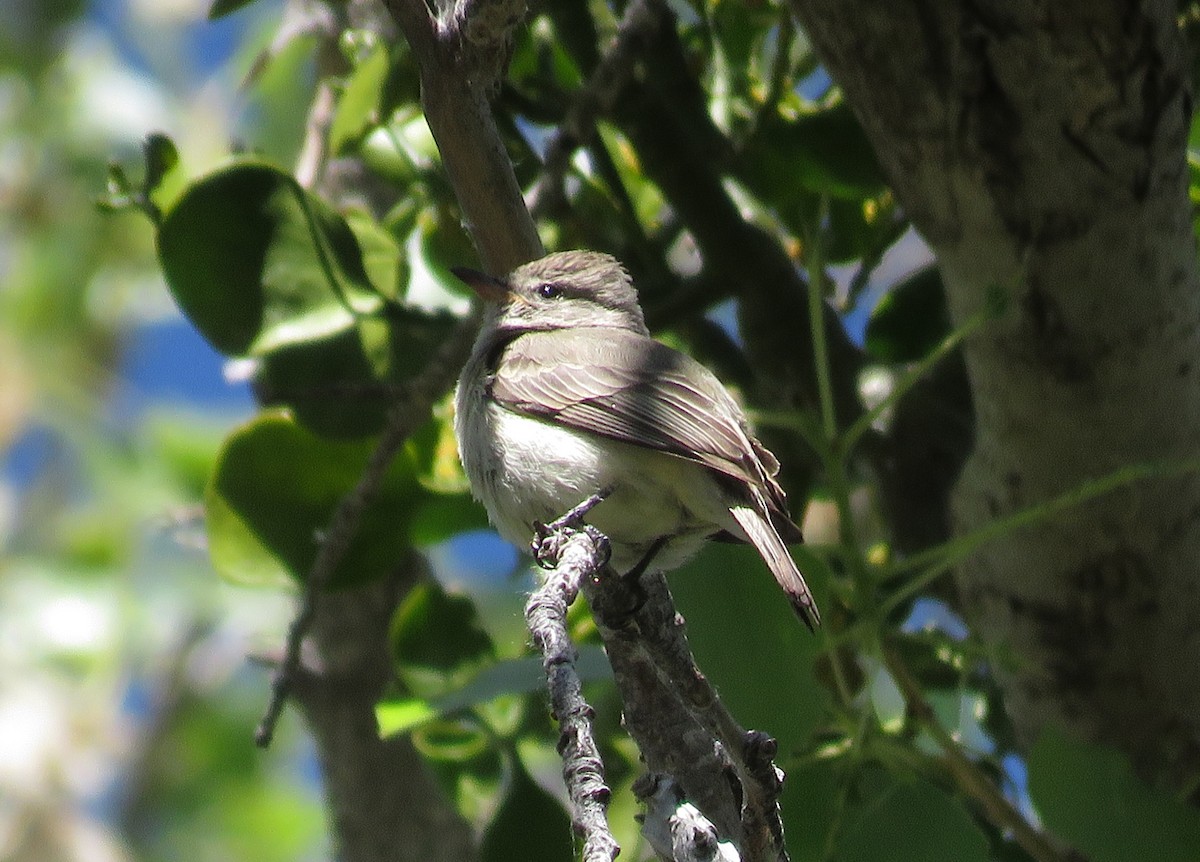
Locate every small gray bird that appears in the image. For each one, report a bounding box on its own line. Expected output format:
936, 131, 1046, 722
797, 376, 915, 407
452, 250, 819, 629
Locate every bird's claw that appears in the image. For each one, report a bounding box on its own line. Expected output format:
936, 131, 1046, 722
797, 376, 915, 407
530, 495, 613, 570
531, 521, 564, 569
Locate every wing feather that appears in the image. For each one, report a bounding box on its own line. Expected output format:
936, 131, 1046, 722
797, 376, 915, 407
489, 328, 792, 517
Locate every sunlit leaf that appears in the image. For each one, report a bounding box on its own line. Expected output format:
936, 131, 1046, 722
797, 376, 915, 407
329, 44, 390, 155
206, 411, 421, 587
377, 648, 612, 736
158, 161, 382, 357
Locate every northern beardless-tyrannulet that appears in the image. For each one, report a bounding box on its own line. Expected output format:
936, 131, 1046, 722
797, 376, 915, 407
453, 251, 819, 629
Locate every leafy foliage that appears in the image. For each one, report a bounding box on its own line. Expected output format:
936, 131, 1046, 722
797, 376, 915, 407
11, 0, 1200, 860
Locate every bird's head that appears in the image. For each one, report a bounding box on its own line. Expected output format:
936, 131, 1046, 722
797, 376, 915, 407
452, 251, 648, 336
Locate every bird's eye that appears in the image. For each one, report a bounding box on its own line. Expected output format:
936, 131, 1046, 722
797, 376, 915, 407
536, 283, 564, 300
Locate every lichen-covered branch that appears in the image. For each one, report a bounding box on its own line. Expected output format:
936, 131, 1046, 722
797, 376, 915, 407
526, 526, 621, 862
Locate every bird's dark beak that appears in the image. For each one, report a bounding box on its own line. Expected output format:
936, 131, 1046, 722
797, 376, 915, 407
451, 266, 511, 303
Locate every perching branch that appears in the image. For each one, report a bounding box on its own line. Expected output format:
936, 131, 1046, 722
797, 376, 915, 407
585, 572, 789, 862
639, 776, 741, 862
526, 510, 620, 862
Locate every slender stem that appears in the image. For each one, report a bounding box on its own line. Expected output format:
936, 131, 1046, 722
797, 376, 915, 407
881, 457, 1200, 616
806, 200, 837, 444
884, 646, 1071, 862
839, 299, 994, 458
525, 528, 620, 862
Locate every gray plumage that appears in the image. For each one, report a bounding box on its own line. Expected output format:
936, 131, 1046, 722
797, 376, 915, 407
453, 251, 819, 629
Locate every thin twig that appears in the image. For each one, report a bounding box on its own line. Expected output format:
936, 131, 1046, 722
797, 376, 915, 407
525, 525, 620, 862
255, 314, 478, 747
883, 645, 1071, 862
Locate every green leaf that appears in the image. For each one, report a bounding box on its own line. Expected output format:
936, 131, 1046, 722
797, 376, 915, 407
392, 581, 496, 674
345, 208, 407, 302
782, 759, 840, 862
865, 267, 950, 364
254, 306, 456, 440
836, 776, 989, 862
377, 648, 612, 736
481, 759, 575, 862
667, 543, 829, 753
746, 104, 885, 201
205, 411, 420, 588
253, 318, 392, 439
407, 494, 492, 546
158, 161, 382, 357
208, 0, 261, 20
1028, 727, 1200, 862
329, 44, 390, 155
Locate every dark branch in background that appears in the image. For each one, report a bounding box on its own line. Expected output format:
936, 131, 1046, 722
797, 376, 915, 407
583, 0, 864, 494
526, 508, 621, 862
527, 0, 660, 220
255, 314, 478, 748
295, 555, 477, 862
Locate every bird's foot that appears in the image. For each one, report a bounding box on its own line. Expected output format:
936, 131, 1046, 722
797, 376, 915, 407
531, 489, 614, 569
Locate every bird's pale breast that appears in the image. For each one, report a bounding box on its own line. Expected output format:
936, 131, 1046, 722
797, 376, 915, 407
456, 388, 724, 572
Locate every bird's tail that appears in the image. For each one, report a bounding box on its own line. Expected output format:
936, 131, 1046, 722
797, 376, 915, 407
729, 505, 820, 630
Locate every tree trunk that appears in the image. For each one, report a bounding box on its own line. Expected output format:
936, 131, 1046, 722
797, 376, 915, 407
790, 0, 1200, 785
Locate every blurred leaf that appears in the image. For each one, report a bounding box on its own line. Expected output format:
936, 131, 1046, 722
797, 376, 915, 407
208, 0, 262, 19
158, 161, 383, 356
392, 580, 495, 676
330, 44, 390, 155
865, 267, 950, 364
143, 133, 180, 196
481, 758, 574, 862
253, 319, 392, 438
783, 759, 840, 862
413, 719, 495, 763
97, 134, 183, 223
378, 648, 612, 736
836, 776, 989, 862
745, 104, 885, 201
415, 208, 480, 309
345, 208, 407, 302
408, 494, 492, 546
668, 543, 830, 753
1028, 727, 1200, 862
206, 411, 421, 587
255, 305, 456, 439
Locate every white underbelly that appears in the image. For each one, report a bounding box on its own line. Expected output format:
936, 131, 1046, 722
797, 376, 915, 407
458, 401, 726, 572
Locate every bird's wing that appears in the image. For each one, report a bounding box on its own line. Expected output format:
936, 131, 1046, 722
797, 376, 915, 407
488, 328, 792, 517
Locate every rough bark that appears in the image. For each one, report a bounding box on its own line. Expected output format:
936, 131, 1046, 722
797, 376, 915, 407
790, 0, 1200, 784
